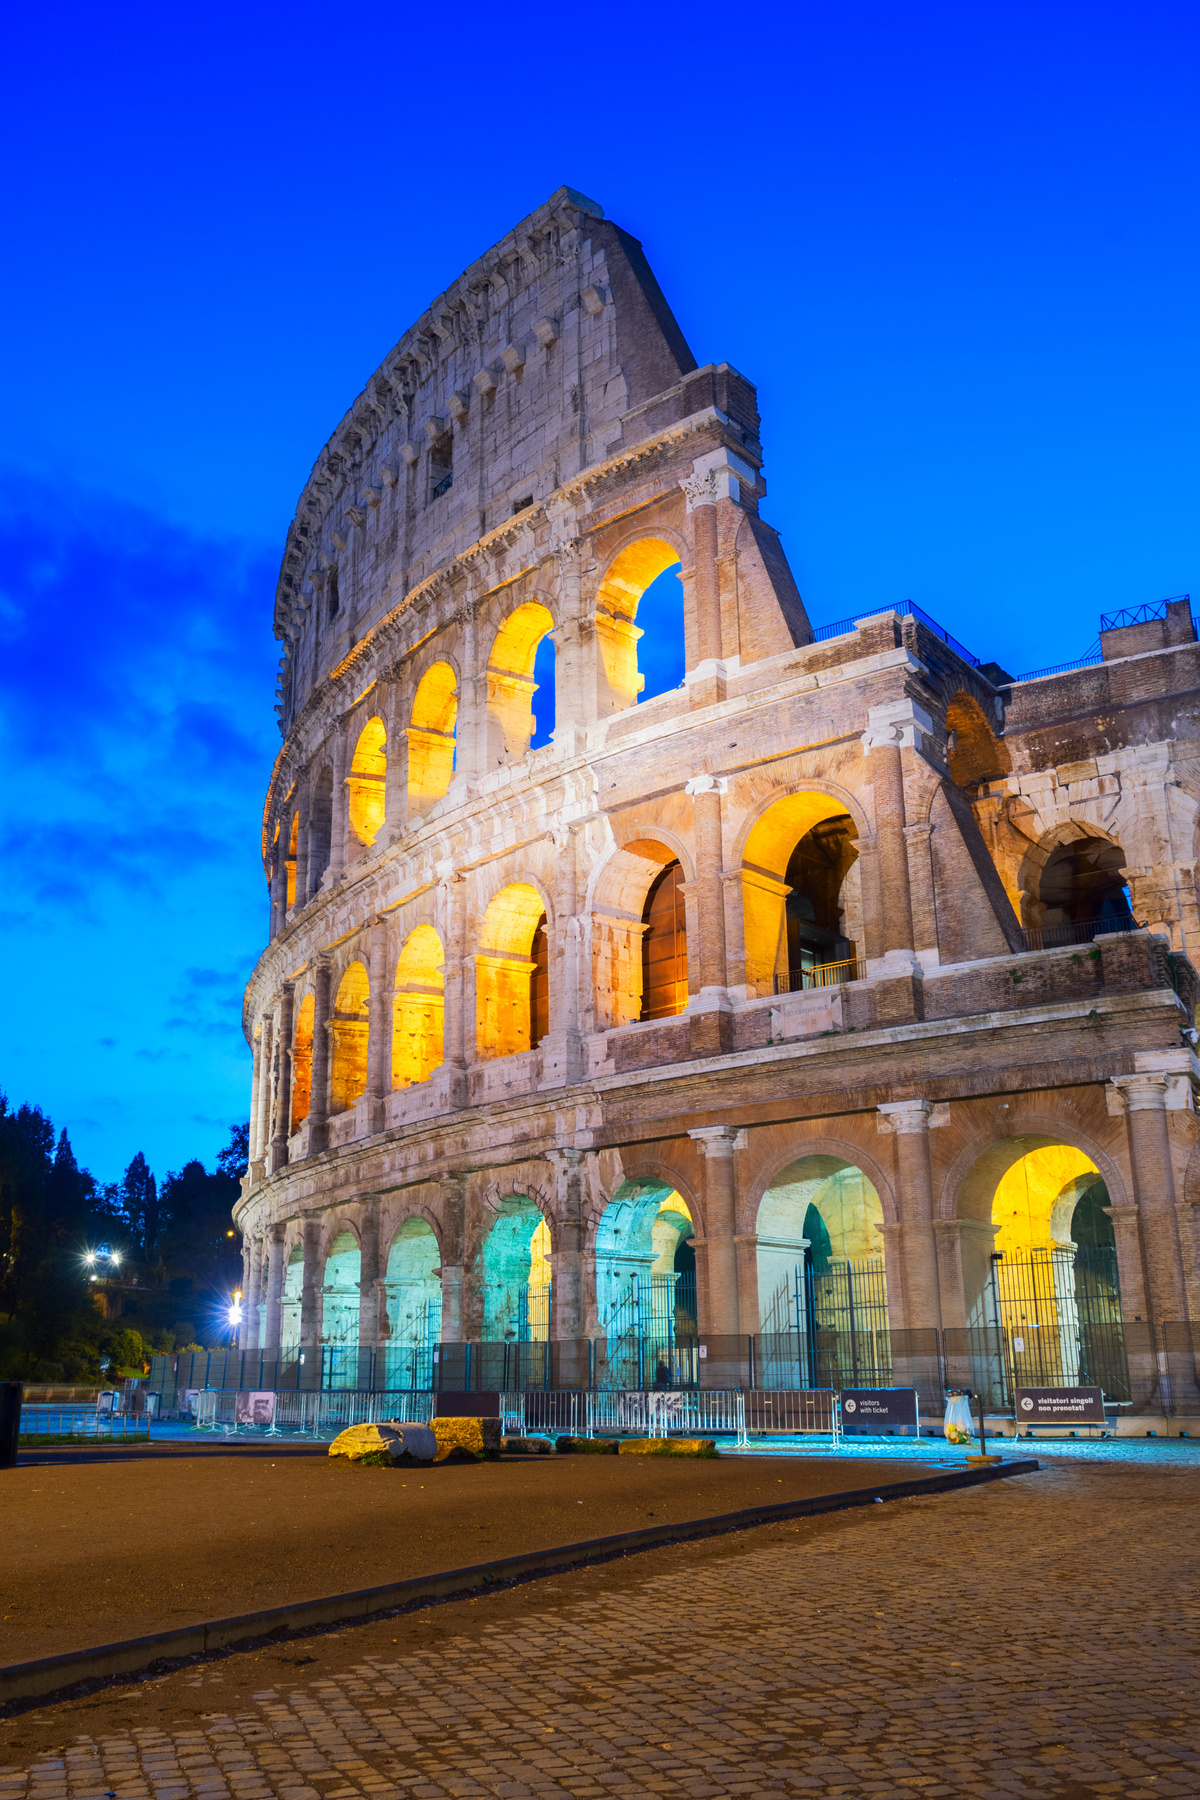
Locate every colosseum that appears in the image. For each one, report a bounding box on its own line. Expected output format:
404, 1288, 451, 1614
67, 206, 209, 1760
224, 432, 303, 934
234, 186, 1200, 1424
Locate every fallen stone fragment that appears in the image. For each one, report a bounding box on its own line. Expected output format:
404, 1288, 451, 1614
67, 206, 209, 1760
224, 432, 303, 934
432, 1415, 502, 1461
502, 1435, 553, 1454
327, 1421, 437, 1464
555, 1435, 619, 1454
618, 1437, 718, 1457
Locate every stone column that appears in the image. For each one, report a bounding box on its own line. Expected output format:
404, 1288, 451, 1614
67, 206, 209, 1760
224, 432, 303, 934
243, 1236, 264, 1351
540, 826, 583, 1086
269, 983, 295, 1173
861, 702, 934, 960
263, 1223, 286, 1349
383, 682, 408, 839
685, 777, 729, 993
549, 1149, 587, 1352
299, 1217, 323, 1373
439, 867, 469, 1105
357, 1210, 381, 1356
270, 858, 287, 939
688, 1127, 743, 1337
365, 916, 390, 1132
679, 451, 753, 684
439, 1174, 466, 1343
248, 1030, 264, 1170
294, 772, 311, 907
877, 1099, 943, 1328
252, 1016, 272, 1181
328, 726, 348, 881
452, 598, 483, 792
1109, 1075, 1190, 1325
308, 957, 332, 1152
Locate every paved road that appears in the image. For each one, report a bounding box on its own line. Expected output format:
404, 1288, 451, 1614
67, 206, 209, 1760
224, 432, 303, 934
2, 1457, 1198, 1799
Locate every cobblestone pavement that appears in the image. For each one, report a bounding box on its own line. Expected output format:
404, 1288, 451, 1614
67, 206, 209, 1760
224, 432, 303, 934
2, 1457, 1198, 1800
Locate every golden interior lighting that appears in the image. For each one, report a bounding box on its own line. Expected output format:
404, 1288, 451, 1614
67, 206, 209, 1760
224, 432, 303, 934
291, 991, 315, 1129
594, 537, 677, 710
286, 812, 298, 908
475, 882, 547, 1059
741, 792, 855, 993
486, 602, 554, 759
407, 662, 458, 807
993, 1145, 1101, 1258
348, 717, 387, 846
330, 961, 370, 1113
393, 924, 445, 1087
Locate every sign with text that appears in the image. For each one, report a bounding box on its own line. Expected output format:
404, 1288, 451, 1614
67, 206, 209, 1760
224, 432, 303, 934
1015, 1385, 1106, 1426
840, 1388, 919, 1434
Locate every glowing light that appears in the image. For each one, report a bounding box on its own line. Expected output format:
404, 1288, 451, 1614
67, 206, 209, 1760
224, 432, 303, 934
475, 883, 546, 1059
487, 603, 554, 758
348, 718, 388, 846
393, 924, 445, 1087
594, 538, 677, 709
741, 793, 858, 994
109, 1250, 121, 1266
408, 664, 458, 806
331, 961, 370, 1112
291, 990, 315, 1127
84, 1251, 96, 1265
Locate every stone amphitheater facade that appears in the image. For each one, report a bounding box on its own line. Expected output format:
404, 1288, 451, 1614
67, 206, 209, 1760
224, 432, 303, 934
237, 187, 1200, 1407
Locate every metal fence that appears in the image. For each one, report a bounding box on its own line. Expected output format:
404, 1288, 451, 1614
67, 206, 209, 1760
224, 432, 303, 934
19, 1406, 151, 1441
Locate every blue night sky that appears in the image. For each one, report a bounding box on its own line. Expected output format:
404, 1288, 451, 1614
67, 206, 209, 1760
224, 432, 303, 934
1, 3, 1196, 1182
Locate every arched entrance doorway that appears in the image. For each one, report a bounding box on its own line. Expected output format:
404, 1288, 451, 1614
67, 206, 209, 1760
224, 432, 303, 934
755, 1156, 888, 1388
382, 1218, 440, 1390
970, 1141, 1126, 1399
280, 1243, 303, 1353
594, 1184, 697, 1388
741, 794, 861, 995
322, 1230, 361, 1387
481, 1198, 550, 1343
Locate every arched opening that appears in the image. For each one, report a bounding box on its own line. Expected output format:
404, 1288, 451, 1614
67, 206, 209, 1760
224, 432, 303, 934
595, 538, 682, 711
755, 1155, 888, 1388
393, 925, 444, 1088
322, 1228, 361, 1343
475, 883, 548, 1059
285, 812, 299, 908
408, 663, 457, 809
291, 992, 314, 1130
1026, 831, 1133, 947
964, 1140, 1126, 1396
348, 718, 387, 848
742, 794, 861, 995
595, 1183, 696, 1388
486, 602, 555, 764
382, 1217, 440, 1389
945, 692, 1010, 789
308, 768, 333, 895
330, 961, 369, 1114
481, 1198, 551, 1342
591, 838, 689, 1030
280, 1243, 303, 1351
640, 862, 688, 1019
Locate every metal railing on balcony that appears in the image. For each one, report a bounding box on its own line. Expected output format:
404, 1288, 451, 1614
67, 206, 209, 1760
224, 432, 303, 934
1019, 913, 1138, 953
809, 603, 979, 668
1099, 595, 1191, 630
774, 957, 862, 994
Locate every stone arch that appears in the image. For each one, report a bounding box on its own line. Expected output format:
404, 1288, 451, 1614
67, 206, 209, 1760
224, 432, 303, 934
348, 717, 387, 848
590, 836, 693, 1031
1017, 821, 1131, 935
393, 923, 444, 1087
291, 990, 315, 1130
280, 1237, 304, 1348
741, 1134, 899, 1234
408, 662, 457, 808
475, 880, 551, 1059
485, 600, 556, 764
382, 1214, 442, 1369
477, 1185, 553, 1342
307, 763, 333, 894
285, 811, 299, 908
594, 535, 685, 712
330, 960, 369, 1113
945, 691, 1010, 789
736, 786, 868, 995
321, 1225, 361, 1361
592, 1179, 696, 1380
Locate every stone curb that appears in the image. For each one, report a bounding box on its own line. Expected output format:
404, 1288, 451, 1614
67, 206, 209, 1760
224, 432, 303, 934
0, 1458, 1038, 1702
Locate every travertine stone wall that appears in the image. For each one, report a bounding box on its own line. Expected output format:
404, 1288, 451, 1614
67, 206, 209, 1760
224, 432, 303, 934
239, 191, 1200, 1402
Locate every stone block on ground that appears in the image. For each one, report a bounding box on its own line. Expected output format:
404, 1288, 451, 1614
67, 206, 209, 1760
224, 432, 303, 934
328, 1421, 437, 1464
502, 1435, 553, 1454
555, 1434, 619, 1454
618, 1437, 718, 1457
432, 1416, 502, 1462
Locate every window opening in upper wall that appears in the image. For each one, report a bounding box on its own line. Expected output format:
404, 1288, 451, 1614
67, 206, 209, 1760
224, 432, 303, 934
640, 861, 688, 1019
528, 635, 556, 749
328, 566, 339, 620
429, 433, 453, 502
636, 564, 685, 699
783, 817, 858, 988
594, 539, 683, 715
513, 496, 533, 515
531, 914, 549, 1045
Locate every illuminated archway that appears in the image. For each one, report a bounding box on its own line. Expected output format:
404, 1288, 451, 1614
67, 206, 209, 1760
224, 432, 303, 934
382, 1218, 440, 1387
280, 1243, 303, 1350
393, 924, 444, 1087
475, 883, 548, 1059
485, 602, 555, 763
481, 1198, 551, 1341
308, 768, 333, 894
595, 538, 681, 711
408, 663, 457, 808
594, 1183, 695, 1386
285, 812, 299, 907
591, 838, 689, 1029
348, 718, 387, 848
322, 1229, 361, 1346
755, 1155, 887, 1386
291, 992, 314, 1130
330, 961, 369, 1113
742, 793, 861, 995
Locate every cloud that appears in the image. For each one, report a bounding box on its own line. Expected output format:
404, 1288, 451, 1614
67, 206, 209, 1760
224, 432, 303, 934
0, 468, 278, 1180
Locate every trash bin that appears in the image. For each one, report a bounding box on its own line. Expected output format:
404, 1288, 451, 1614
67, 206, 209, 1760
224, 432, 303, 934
943, 1390, 974, 1446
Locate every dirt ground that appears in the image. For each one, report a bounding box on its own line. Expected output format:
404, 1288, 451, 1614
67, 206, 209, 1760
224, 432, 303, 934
1, 1441, 940, 1663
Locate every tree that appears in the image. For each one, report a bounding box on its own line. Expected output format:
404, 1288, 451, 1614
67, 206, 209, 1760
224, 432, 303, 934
121, 1152, 161, 1261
